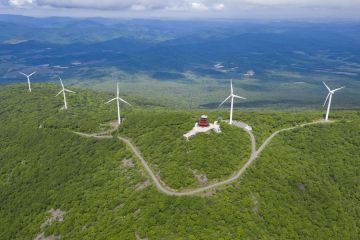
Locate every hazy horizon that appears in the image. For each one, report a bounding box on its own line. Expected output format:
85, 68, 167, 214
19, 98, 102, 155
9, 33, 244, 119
1, 0, 360, 19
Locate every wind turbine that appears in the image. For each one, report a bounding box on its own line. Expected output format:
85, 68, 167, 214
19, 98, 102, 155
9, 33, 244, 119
56, 77, 75, 110
218, 80, 246, 124
322, 81, 344, 121
19, 71, 36, 92
105, 83, 131, 125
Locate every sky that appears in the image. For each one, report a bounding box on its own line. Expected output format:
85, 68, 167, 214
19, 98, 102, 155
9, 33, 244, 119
0, 0, 360, 19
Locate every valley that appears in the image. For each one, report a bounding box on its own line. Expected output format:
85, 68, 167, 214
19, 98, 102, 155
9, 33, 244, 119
1, 16, 360, 108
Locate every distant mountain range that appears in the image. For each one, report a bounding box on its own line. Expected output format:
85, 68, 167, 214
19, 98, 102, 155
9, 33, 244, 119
1, 14, 359, 108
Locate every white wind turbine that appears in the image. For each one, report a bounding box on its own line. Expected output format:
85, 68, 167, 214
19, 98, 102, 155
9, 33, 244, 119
219, 80, 246, 124
322, 81, 344, 121
106, 83, 131, 125
19, 71, 36, 92
56, 77, 75, 110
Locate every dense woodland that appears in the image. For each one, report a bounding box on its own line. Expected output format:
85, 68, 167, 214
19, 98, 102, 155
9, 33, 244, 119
0, 84, 359, 239
119, 110, 252, 189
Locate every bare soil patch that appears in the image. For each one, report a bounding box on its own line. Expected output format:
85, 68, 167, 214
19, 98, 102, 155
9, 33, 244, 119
34, 233, 60, 240
41, 209, 65, 228
135, 179, 150, 191
122, 158, 134, 168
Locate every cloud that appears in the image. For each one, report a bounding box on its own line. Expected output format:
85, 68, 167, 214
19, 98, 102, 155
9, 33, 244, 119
2, 0, 360, 10
37, 0, 167, 10
1, 0, 359, 17
130, 4, 146, 11
8, 0, 33, 7
191, 2, 208, 11
242, 0, 359, 6
213, 3, 224, 10
1, 0, 231, 11
2, 0, 173, 10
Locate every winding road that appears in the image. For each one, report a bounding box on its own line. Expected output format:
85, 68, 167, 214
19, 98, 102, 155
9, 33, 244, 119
74, 120, 328, 196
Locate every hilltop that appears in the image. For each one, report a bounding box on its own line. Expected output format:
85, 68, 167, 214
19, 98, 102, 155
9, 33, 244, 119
0, 84, 359, 239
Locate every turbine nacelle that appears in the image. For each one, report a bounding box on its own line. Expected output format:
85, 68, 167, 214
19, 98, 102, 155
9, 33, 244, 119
218, 80, 246, 124
322, 81, 344, 106
105, 82, 132, 125
322, 81, 345, 121
19, 71, 36, 78
105, 97, 131, 106
56, 88, 76, 96
19, 71, 36, 92
56, 76, 75, 110
106, 83, 131, 106
231, 93, 246, 100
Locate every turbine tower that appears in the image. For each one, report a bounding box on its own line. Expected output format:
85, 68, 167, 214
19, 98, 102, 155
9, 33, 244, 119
19, 71, 36, 92
106, 83, 131, 125
322, 81, 344, 121
218, 80, 246, 124
56, 77, 75, 110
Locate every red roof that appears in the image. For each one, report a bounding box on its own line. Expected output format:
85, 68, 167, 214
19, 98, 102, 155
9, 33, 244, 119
198, 115, 209, 127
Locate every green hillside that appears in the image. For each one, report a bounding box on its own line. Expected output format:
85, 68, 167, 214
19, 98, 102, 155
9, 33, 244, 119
119, 110, 252, 189
0, 84, 359, 239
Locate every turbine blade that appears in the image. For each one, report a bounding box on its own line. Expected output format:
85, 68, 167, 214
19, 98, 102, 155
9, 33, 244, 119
19, 71, 27, 77
65, 89, 76, 93
232, 94, 246, 100
323, 93, 330, 107
218, 95, 231, 108
322, 81, 330, 92
230, 80, 233, 94
118, 97, 131, 106
28, 72, 36, 77
59, 76, 64, 88
333, 86, 345, 92
105, 98, 117, 104
56, 90, 64, 97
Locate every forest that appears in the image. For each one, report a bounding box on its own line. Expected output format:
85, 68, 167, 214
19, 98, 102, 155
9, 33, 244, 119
0, 83, 359, 239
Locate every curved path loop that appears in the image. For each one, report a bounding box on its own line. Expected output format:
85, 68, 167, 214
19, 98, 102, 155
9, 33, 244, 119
74, 120, 328, 196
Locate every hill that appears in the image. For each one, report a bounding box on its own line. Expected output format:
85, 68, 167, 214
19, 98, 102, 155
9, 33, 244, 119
0, 84, 359, 239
